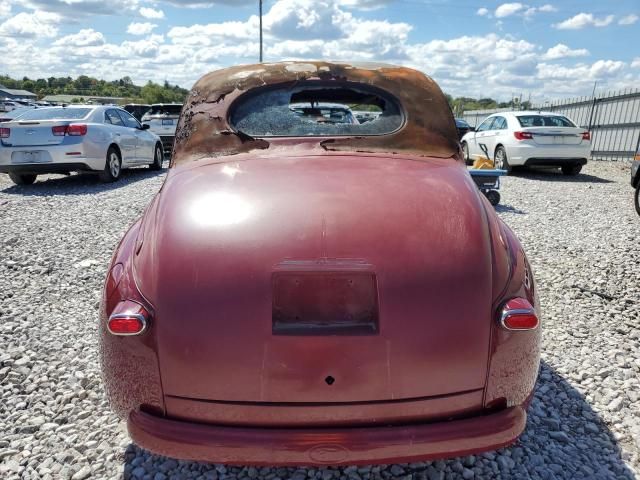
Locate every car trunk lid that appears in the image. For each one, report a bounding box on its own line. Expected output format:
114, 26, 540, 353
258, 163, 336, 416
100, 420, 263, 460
4, 121, 72, 147
521, 127, 586, 146
135, 153, 494, 404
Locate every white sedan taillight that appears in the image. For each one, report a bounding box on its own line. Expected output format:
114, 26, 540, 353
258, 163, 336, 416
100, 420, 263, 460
513, 131, 533, 140
51, 124, 88, 136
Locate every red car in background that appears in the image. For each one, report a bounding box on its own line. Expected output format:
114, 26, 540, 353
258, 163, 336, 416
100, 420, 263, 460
99, 61, 541, 466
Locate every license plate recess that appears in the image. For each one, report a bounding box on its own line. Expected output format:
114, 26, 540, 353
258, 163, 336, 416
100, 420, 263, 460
272, 272, 379, 335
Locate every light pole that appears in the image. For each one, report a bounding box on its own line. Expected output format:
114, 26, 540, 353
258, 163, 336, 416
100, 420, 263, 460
259, 0, 263, 62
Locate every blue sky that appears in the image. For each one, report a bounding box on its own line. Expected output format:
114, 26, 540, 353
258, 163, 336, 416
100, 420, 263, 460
0, 0, 638, 101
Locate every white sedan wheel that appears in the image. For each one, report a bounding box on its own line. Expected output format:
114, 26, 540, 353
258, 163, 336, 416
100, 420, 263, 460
109, 152, 121, 178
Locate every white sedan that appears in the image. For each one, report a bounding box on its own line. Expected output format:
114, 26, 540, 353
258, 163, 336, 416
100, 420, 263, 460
461, 111, 591, 175
0, 105, 164, 185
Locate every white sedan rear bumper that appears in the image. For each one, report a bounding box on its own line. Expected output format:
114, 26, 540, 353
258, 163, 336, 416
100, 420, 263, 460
0, 142, 105, 174
506, 143, 590, 166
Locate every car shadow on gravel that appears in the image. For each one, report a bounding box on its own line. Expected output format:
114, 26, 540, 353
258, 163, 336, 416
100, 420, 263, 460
118, 361, 635, 480
512, 361, 635, 480
0, 167, 166, 196
511, 169, 614, 184
494, 203, 526, 214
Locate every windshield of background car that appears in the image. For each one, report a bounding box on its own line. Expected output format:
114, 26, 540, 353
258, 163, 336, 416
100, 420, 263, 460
145, 105, 182, 117
517, 115, 576, 128
229, 82, 403, 137
455, 119, 471, 128
476, 117, 495, 131
15, 107, 92, 121
119, 110, 141, 128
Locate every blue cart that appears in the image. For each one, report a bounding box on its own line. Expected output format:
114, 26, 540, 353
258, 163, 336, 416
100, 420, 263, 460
468, 168, 507, 206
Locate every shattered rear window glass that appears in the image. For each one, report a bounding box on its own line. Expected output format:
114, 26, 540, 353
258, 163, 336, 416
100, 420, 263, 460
229, 82, 404, 137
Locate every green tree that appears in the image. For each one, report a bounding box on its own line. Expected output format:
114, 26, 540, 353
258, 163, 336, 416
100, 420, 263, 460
0, 74, 188, 103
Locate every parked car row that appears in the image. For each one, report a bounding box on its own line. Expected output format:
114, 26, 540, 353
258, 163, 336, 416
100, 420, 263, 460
0, 105, 163, 185
1, 98, 51, 113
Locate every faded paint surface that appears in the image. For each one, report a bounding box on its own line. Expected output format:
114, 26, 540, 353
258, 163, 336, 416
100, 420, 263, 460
172, 61, 459, 166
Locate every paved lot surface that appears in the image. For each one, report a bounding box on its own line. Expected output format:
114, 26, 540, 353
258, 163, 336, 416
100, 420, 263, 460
0, 161, 638, 479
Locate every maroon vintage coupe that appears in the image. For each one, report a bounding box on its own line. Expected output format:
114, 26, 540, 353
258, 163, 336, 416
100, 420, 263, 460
99, 61, 541, 466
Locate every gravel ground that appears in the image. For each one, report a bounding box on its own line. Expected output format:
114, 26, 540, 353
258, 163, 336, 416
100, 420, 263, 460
0, 161, 639, 480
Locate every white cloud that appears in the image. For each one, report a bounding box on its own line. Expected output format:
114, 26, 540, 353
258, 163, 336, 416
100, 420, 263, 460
0, 3, 11, 18
53, 28, 106, 47
554, 12, 614, 30
337, 0, 393, 9
20, 0, 140, 18
168, 20, 258, 45
492, 2, 556, 19
495, 3, 525, 18
264, 0, 347, 41
0, 10, 61, 38
537, 60, 625, 81
140, 6, 165, 19
406, 34, 539, 95
542, 43, 589, 60
127, 22, 158, 35
618, 14, 638, 25
122, 35, 164, 57
0, 0, 638, 101
477, 7, 489, 16
539, 4, 557, 12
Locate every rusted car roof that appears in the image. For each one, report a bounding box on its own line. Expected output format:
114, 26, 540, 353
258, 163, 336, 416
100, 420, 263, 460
172, 61, 459, 166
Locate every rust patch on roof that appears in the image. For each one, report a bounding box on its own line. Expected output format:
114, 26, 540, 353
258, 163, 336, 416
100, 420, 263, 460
172, 61, 458, 166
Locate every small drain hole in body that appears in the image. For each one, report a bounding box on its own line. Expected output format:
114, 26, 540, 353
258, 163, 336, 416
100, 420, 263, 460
325, 375, 335, 385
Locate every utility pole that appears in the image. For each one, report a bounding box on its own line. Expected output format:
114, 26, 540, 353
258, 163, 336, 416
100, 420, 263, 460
259, 0, 263, 62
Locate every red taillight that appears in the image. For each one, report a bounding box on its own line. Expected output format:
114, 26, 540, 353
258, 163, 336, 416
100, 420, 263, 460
52, 125, 66, 136
514, 131, 533, 140
51, 124, 87, 136
582, 131, 591, 141
500, 298, 539, 331
108, 300, 149, 336
108, 316, 145, 335
67, 124, 87, 136
0, 127, 10, 138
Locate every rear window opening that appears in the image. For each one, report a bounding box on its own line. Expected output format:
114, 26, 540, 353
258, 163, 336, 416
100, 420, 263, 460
16, 107, 92, 121
517, 115, 575, 128
229, 81, 404, 137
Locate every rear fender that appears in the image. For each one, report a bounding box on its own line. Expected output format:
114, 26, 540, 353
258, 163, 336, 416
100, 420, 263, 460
484, 213, 540, 408
100, 198, 165, 418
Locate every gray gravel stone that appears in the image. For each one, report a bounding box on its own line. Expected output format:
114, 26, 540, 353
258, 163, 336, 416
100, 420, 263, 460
70, 465, 91, 480
1, 162, 639, 480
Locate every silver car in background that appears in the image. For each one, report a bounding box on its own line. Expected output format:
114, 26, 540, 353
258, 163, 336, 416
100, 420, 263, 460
141, 103, 183, 156
0, 105, 164, 185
